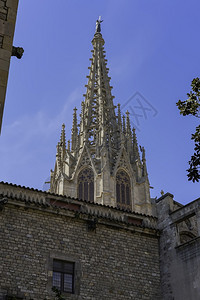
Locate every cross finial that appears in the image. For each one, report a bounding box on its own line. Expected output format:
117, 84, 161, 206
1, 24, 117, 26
96, 16, 103, 33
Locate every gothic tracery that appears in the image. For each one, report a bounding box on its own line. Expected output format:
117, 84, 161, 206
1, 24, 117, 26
77, 168, 94, 202
116, 169, 131, 210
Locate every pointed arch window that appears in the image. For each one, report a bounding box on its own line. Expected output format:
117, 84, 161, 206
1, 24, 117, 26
116, 169, 131, 210
78, 168, 94, 202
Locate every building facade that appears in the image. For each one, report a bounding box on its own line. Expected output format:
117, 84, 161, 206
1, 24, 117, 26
0, 181, 160, 300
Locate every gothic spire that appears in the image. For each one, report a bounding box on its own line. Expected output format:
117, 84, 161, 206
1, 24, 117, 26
79, 25, 119, 155
50, 20, 152, 215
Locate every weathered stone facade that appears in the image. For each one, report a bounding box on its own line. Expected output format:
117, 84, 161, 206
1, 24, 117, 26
0, 182, 161, 300
0, 0, 19, 133
157, 193, 200, 300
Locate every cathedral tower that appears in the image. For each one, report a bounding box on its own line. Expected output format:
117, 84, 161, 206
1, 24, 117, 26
50, 19, 152, 215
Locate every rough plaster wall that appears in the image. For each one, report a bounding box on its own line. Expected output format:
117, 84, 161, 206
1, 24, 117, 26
0, 205, 161, 300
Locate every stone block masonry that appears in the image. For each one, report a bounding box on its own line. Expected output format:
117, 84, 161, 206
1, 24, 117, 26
157, 193, 200, 300
0, 184, 161, 299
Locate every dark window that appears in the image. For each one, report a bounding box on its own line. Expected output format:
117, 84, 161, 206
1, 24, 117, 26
89, 181, 94, 202
126, 185, 130, 205
53, 260, 74, 294
116, 183, 120, 203
77, 168, 94, 202
116, 169, 131, 210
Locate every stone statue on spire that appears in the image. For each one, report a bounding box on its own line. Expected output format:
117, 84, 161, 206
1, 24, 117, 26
96, 16, 103, 33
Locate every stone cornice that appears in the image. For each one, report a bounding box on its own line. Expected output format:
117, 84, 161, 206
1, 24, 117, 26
0, 181, 158, 234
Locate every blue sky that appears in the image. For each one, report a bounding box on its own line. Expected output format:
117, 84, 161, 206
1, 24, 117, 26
0, 0, 199, 204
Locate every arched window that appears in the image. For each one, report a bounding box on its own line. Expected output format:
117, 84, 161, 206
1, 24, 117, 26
77, 168, 94, 202
116, 169, 131, 210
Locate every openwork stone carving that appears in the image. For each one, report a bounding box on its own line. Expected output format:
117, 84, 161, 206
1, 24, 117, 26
116, 169, 131, 210
78, 168, 94, 202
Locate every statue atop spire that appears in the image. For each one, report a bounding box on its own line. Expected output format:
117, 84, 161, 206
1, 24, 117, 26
96, 16, 103, 33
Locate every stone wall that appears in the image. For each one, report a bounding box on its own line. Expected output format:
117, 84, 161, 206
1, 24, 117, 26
0, 184, 161, 300
0, 0, 19, 132
156, 193, 200, 300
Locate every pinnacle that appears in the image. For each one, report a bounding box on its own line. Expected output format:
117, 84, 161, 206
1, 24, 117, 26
117, 103, 122, 128
126, 111, 131, 135
122, 115, 126, 135
60, 123, 66, 146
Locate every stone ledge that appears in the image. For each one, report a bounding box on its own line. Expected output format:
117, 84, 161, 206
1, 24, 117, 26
0, 181, 157, 218
175, 235, 200, 249
1, 198, 159, 235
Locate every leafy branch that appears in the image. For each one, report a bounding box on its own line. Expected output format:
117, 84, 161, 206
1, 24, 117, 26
176, 77, 200, 182
52, 287, 66, 300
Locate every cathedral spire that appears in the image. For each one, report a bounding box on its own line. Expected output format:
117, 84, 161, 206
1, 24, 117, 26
79, 21, 119, 156
50, 20, 152, 215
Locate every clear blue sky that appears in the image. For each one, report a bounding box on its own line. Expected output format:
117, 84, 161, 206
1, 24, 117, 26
0, 0, 199, 204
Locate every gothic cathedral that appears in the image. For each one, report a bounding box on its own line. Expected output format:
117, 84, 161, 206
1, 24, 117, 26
50, 23, 153, 216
